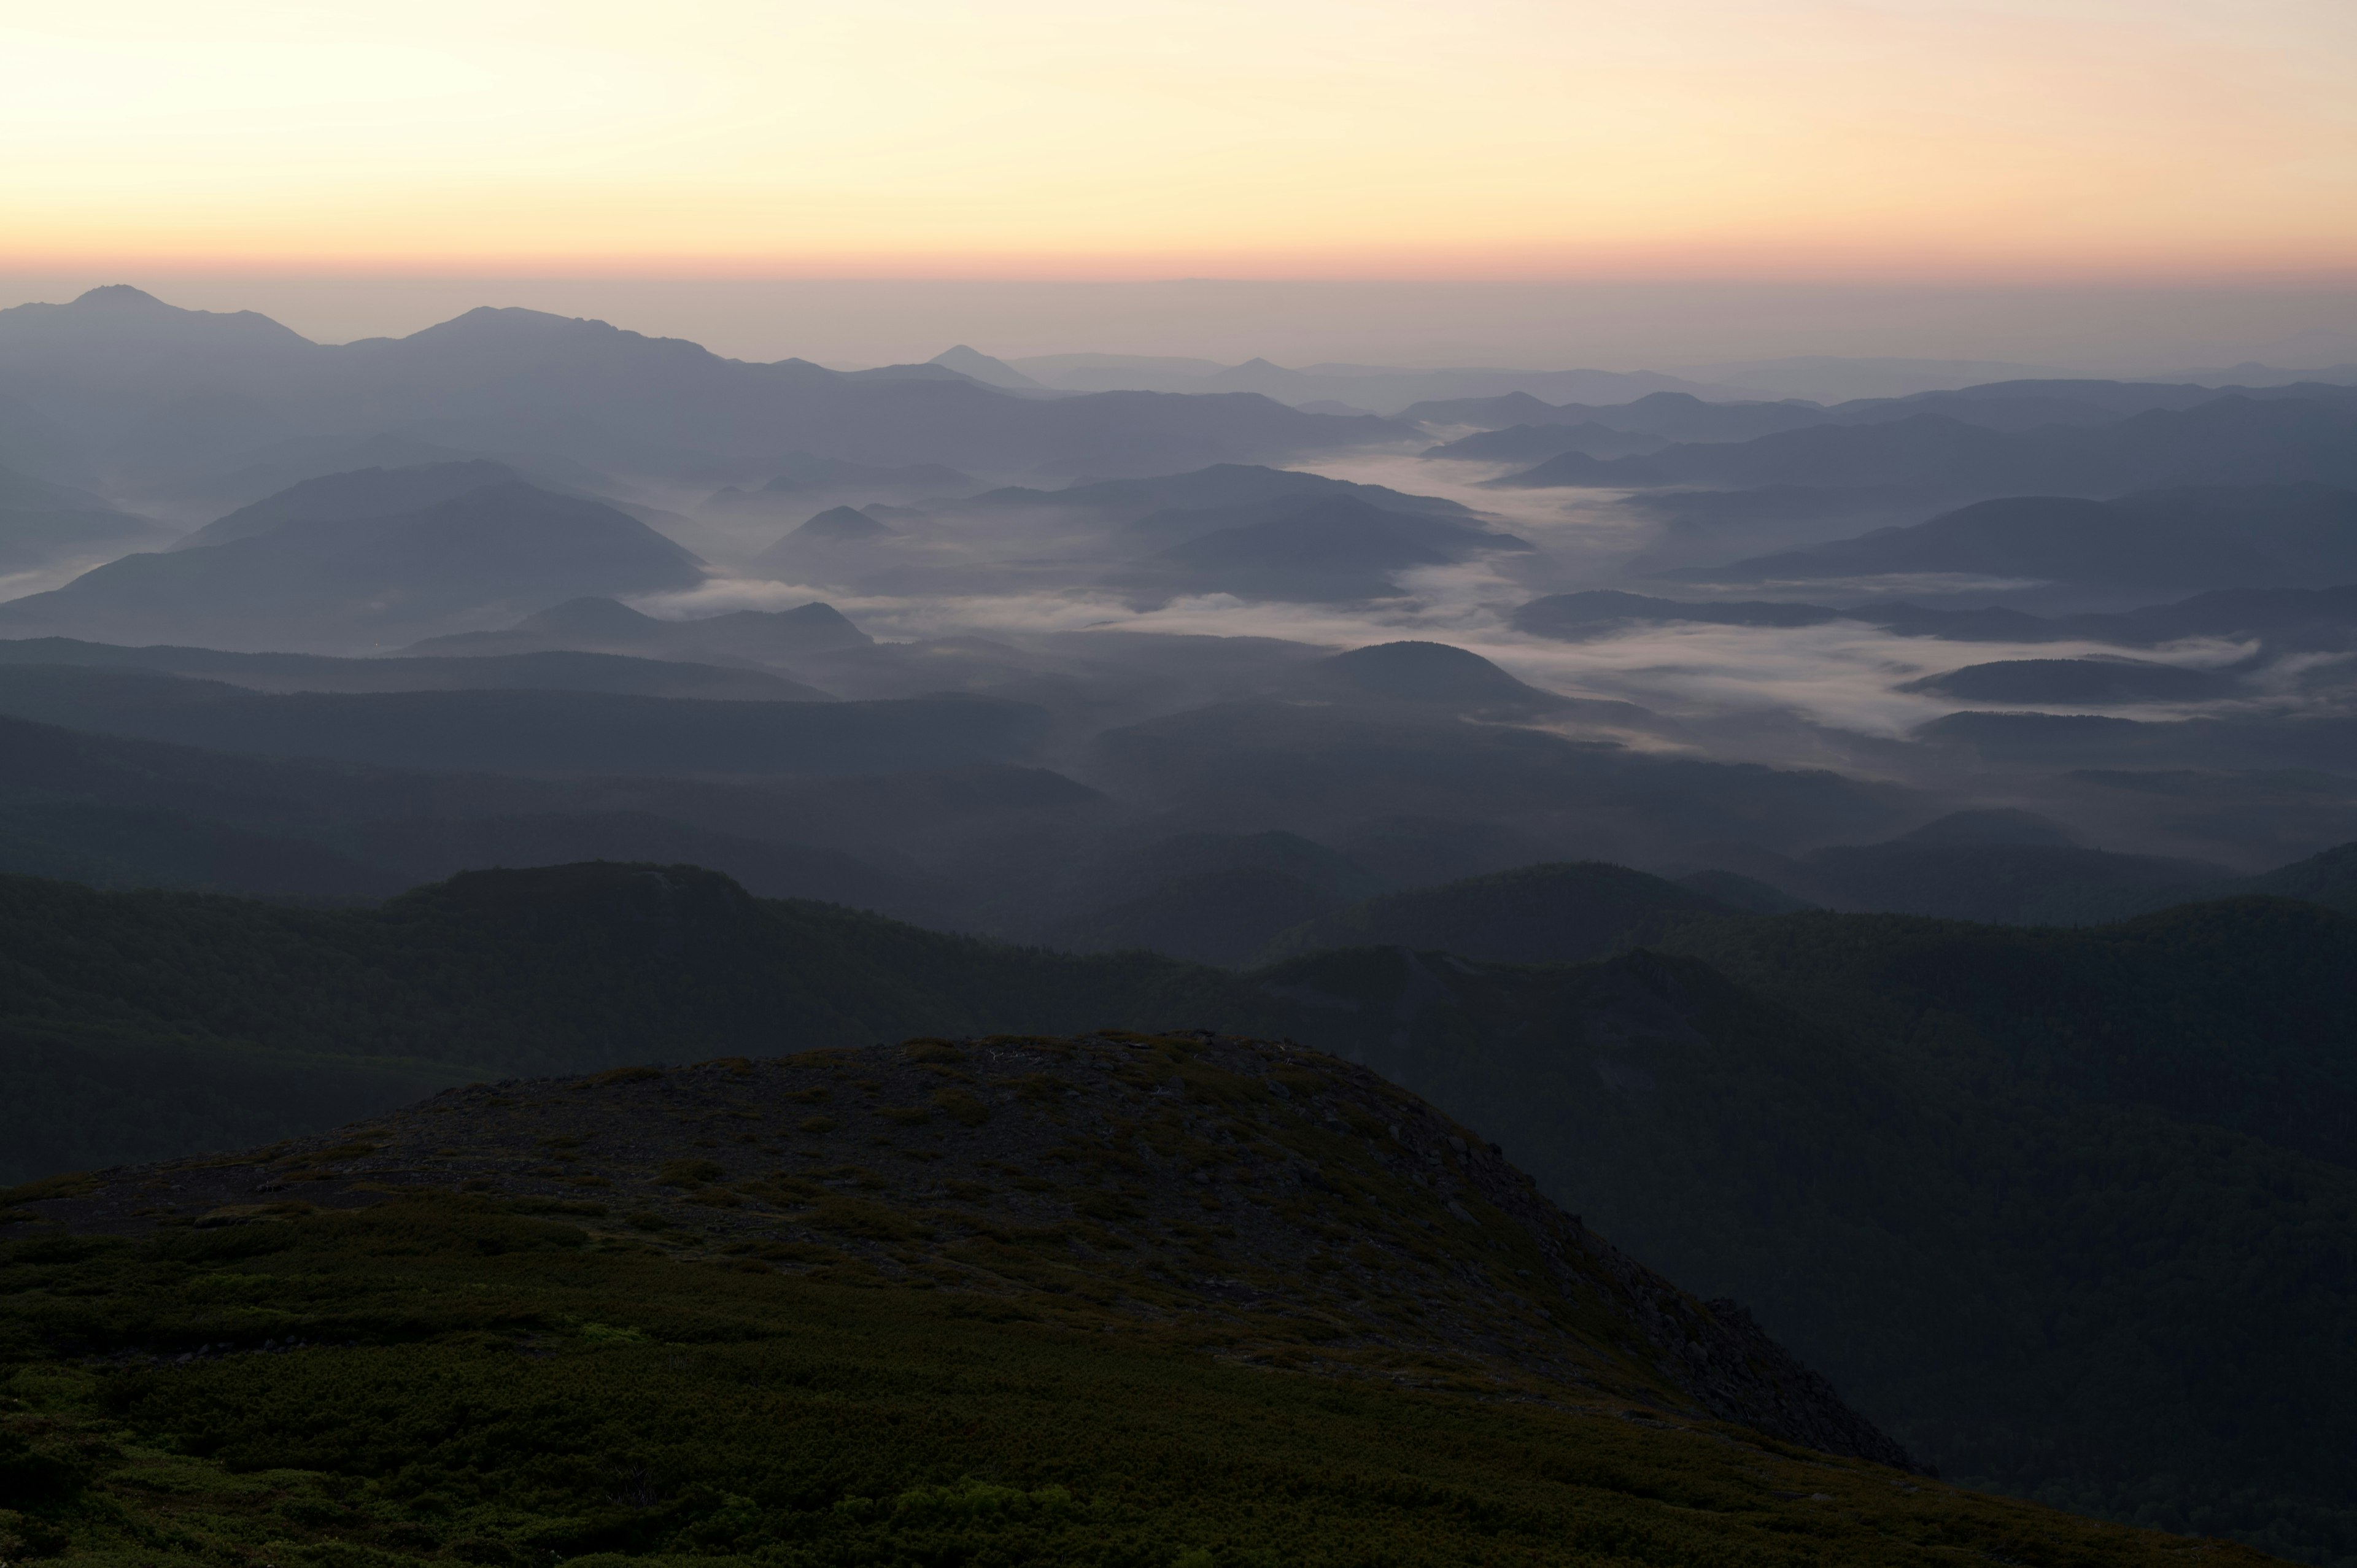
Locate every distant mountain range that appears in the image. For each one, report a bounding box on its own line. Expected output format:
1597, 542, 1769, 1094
0, 288, 1408, 504
0, 464, 703, 651
1485, 393, 2357, 497
1665, 482, 2357, 594
931, 350, 1747, 414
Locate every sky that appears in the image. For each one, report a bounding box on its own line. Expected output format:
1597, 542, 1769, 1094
6, 0, 2355, 282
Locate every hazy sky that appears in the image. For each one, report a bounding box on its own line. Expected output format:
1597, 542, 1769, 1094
7, 0, 2355, 280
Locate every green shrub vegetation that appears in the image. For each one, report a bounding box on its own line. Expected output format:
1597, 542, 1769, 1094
4, 865, 2355, 1561
0, 1191, 2266, 1567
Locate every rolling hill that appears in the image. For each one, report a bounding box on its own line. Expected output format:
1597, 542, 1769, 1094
0, 862, 2354, 1556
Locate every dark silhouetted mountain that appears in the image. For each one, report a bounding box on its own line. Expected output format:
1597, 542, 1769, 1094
1718, 810, 2234, 923
1032, 828, 1387, 964
0, 798, 401, 900
1306, 640, 1567, 715
2051, 584, 2357, 652
1512, 590, 1843, 639
0, 479, 705, 651
1802, 840, 2225, 924
0, 708, 1043, 913
1039, 867, 1341, 965
1258, 860, 1730, 965
1959, 838, 2357, 927
328, 811, 931, 916
1918, 708, 2357, 774
0, 665, 1047, 777
1112, 497, 1525, 605
1096, 698, 1907, 861
404, 596, 872, 664
0, 636, 826, 701
1843, 584, 2357, 655
1323, 815, 1568, 888
1673, 867, 1817, 913
1892, 808, 2082, 847
1903, 657, 2237, 705
2226, 840, 2357, 911
1680, 482, 2357, 592
1492, 398, 2357, 497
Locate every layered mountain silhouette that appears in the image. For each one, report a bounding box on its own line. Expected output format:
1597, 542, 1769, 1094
749, 505, 894, 578
0, 289, 1408, 493
966, 461, 1477, 525
1109, 496, 1527, 604
0, 465, 704, 651
1902, 657, 2237, 705
406, 595, 872, 663
1676, 482, 2357, 592
0, 706, 1059, 911
0, 664, 1045, 777
0, 636, 825, 701
0, 463, 169, 570
1490, 396, 2357, 498
1257, 860, 1730, 965
1514, 581, 2357, 656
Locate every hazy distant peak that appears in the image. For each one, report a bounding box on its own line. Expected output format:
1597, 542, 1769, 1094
929, 345, 1042, 389
179, 460, 527, 549
1895, 808, 2080, 848
73, 285, 171, 310
518, 597, 666, 639
0, 286, 315, 347
1318, 640, 1550, 706
790, 504, 891, 541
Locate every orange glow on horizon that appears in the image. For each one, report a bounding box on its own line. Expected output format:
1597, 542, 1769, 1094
3, 0, 2351, 282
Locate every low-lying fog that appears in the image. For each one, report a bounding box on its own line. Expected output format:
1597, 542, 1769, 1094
625, 444, 2275, 757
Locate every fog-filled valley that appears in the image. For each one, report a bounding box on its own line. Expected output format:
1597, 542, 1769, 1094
10, 282, 2357, 1567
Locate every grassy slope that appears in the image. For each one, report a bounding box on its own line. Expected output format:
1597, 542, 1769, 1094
5, 867, 2356, 1560
0, 1159, 2264, 1568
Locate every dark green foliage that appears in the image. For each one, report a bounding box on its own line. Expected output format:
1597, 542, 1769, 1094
7, 862, 2357, 1560
0, 1189, 2267, 1568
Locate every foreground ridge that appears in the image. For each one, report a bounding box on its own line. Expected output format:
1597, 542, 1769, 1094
21, 1029, 1914, 1470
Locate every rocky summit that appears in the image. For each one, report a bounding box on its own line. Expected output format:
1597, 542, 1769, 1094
21, 1029, 1914, 1472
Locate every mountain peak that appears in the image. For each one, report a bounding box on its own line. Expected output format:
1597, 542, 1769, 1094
72, 284, 170, 310
926, 345, 1042, 389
